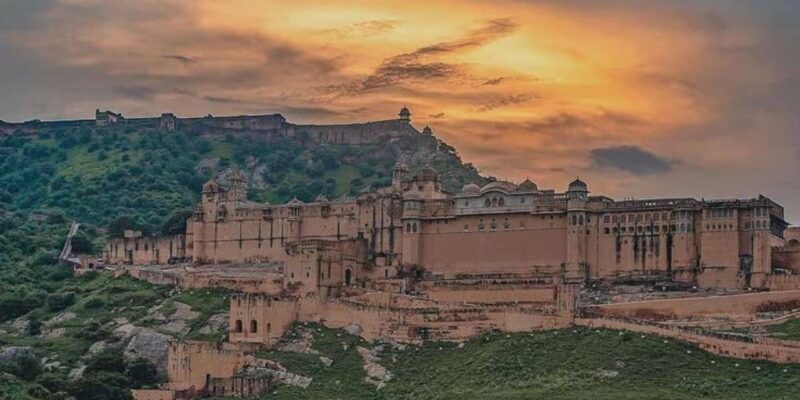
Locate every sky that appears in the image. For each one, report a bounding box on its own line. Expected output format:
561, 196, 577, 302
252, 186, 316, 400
1, 0, 799, 222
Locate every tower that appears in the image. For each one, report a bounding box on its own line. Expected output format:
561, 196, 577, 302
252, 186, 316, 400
399, 106, 411, 121
565, 178, 589, 281
228, 169, 247, 202
392, 162, 409, 190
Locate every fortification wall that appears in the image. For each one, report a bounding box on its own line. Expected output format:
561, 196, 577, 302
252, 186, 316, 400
576, 318, 800, 363
106, 235, 186, 265
585, 290, 800, 319
765, 275, 800, 291
167, 341, 262, 392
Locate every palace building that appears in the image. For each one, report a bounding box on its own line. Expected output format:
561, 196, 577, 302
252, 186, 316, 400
106, 163, 789, 292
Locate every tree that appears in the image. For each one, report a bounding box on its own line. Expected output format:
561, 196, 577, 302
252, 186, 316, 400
160, 210, 193, 236
107, 216, 138, 238
124, 357, 158, 388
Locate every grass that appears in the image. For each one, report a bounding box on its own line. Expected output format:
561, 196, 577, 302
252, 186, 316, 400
767, 317, 800, 341
211, 323, 800, 400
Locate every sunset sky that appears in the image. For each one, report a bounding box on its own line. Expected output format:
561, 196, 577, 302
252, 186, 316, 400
2, 1, 800, 221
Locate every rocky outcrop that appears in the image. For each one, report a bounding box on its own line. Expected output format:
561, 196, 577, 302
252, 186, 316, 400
0, 346, 34, 363
356, 345, 393, 388
125, 328, 171, 373
198, 313, 229, 335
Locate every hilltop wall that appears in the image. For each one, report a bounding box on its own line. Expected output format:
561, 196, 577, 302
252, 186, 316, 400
1, 110, 423, 146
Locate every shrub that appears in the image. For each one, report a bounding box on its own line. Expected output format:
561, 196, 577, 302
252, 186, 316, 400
124, 357, 159, 388
46, 292, 76, 312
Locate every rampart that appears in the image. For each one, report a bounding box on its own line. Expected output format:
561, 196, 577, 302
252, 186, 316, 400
583, 289, 800, 320
576, 318, 800, 363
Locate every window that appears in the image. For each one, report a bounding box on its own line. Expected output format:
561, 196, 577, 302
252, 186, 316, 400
464, 224, 469, 231
578, 215, 584, 226
235, 320, 243, 333
250, 320, 258, 333
604, 215, 610, 224
571, 215, 577, 225
521, 198, 526, 204
465, 200, 470, 207
604, 227, 610, 234
485, 198, 491, 207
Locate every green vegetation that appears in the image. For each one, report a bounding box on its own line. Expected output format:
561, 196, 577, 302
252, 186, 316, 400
767, 318, 800, 341
217, 324, 800, 400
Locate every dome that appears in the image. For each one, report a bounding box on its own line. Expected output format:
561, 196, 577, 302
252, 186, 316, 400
202, 180, 221, 193
568, 177, 588, 192
518, 179, 538, 192
399, 106, 411, 120
480, 180, 518, 194
315, 194, 329, 203
416, 165, 439, 181
462, 182, 480, 194
422, 126, 433, 135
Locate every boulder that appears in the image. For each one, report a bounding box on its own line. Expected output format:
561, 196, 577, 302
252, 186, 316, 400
86, 341, 108, 357
198, 313, 229, 334
0, 346, 34, 363
40, 327, 67, 339
124, 327, 171, 373
45, 312, 76, 327
68, 365, 86, 381
344, 324, 362, 336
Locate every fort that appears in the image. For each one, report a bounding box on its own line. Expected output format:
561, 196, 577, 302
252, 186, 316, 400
0, 106, 425, 145
52, 107, 800, 398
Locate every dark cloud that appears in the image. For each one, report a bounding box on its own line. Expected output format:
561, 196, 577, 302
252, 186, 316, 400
590, 145, 675, 176
324, 18, 518, 96
163, 54, 199, 65
475, 94, 536, 112
319, 20, 398, 38
429, 112, 446, 119
483, 77, 505, 85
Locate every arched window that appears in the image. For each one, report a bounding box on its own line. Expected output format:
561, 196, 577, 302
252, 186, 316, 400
498, 198, 505, 206
412, 223, 417, 233
578, 215, 584, 226
250, 320, 258, 333
485, 198, 491, 207
571, 215, 577, 225
234, 320, 243, 333
406, 223, 411, 232
267, 323, 272, 333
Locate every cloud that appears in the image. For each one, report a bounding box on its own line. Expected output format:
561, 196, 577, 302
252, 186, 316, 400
474, 93, 536, 112
324, 18, 518, 96
483, 77, 504, 85
428, 112, 445, 119
319, 20, 399, 38
590, 145, 675, 176
163, 54, 199, 65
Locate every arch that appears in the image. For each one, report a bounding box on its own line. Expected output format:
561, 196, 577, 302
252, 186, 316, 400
267, 322, 272, 333
250, 320, 258, 333
234, 320, 243, 333
485, 198, 491, 207
498, 197, 505, 206
345, 269, 352, 286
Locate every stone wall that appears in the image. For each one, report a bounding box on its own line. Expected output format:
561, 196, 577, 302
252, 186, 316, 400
106, 235, 187, 265
584, 290, 800, 319
576, 318, 800, 363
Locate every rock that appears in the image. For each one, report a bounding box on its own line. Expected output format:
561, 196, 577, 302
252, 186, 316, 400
11, 318, 29, 332
0, 346, 34, 363
68, 365, 86, 381
43, 361, 62, 372
319, 356, 333, 367
149, 301, 200, 335
198, 313, 229, 334
87, 341, 108, 357
40, 327, 67, 339
45, 312, 76, 327
357, 346, 393, 387
113, 323, 137, 341
125, 327, 171, 373
344, 324, 363, 336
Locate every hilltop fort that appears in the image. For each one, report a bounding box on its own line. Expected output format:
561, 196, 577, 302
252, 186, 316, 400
0, 106, 427, 145
46, 107, 800, 399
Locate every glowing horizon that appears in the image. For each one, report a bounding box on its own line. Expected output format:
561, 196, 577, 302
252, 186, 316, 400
1, 0, 799, 220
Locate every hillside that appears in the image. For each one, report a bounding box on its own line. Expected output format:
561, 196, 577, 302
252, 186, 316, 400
3, 120, 800, 400
0, 122, 486, 294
